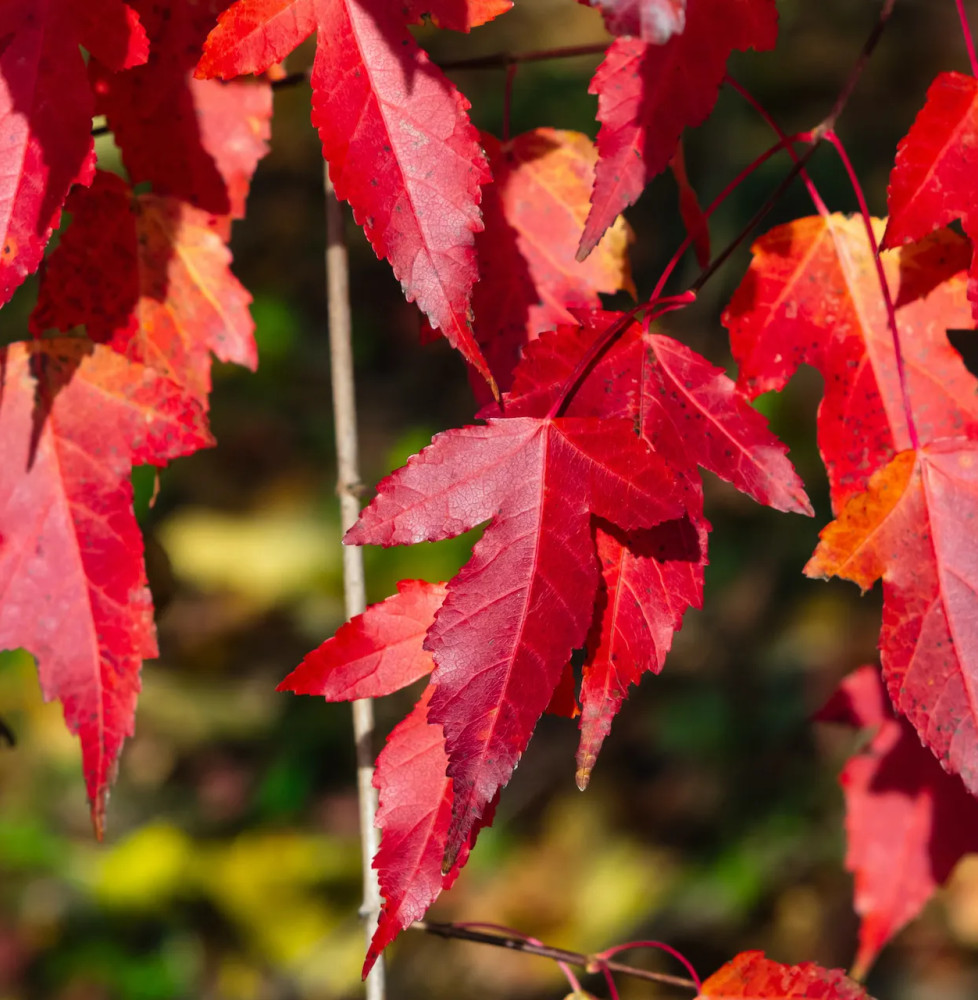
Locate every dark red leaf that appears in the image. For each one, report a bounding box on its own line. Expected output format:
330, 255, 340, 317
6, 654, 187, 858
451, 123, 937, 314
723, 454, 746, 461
580, 0, 777, 258
92, 0, 271, 220
346, 415, 686, 868
818, 665, 978, 979
577, 517, 706, 786
0, 340, 211, 834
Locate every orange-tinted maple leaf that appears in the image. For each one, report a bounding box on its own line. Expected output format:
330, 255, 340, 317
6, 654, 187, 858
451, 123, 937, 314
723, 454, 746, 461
697, 951, 868, 999
30, 171, 256, 404
198, 0, 494, 387
882, 72, 978, 317
0, 340, 212, 834
818, 665, 978, 979
724, 215, 977, 509
0, 0, 148, 305
474, 129, 634, 393
806, 441, 978, 796
580, 0, 777, 258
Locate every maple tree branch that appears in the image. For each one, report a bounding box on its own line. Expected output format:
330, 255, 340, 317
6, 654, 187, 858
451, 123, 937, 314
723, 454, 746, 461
324, 166, 386, 1000
438, 42, 608, 72
814, 0, 896, 140
414, 921, 699, 993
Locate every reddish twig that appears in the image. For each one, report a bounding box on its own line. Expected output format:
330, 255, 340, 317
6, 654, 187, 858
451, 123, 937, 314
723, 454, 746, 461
955, 0, 978, 77
414, 921, 699, 992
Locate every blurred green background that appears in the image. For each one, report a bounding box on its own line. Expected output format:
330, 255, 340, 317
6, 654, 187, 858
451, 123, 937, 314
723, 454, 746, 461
2, 1, 978, 997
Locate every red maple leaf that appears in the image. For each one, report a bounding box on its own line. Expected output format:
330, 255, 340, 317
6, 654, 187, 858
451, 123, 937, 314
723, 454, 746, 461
818, 665, 978, 979
0, 340, 211, 834
197, 0, 495, 387
498, 313, 809, 779
696, 951, 868, 999
579, 0, 777, 258
280, 579, 448, 698
581, 0, 687, 44
806, 441, 978, 797
724, 216, 977, 509
30, 171, 256, 404
91, 0, 271, 221
346, 415, 687, 868
0, 0, 148, 306
473, 129, 634, 393
882, 72, 978, 315
401, 0, 512, 31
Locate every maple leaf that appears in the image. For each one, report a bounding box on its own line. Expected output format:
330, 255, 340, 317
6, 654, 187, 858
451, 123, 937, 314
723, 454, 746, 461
494, 313, 809, 779
696, 951, 868, 999
0, 340, 212, 835
581, 0, 687, 44
280, 579, 448, 698
0, 0, 148, 306
91, 0, 272, 220
576, 517, 706, 787
818, 665, 978, 979
346, 415, 687, 868
474, 129, 634, 392
579, 0, 777, 258
365, 684, 497, 976
724, 215, 978, 509
197, 0, 495, 387
882, 72, 978, 315
30, 170, 256, 404
806, 441, 978, 796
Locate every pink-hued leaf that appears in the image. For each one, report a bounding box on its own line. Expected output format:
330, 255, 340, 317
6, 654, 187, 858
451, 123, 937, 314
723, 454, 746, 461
196, 0, 316, 79
697, 951, 869, 999
580, 0, 777, 258
365, 684, 496, 976
806, 441, 978, 799
0, 340, 212, 835
473, 130, 634, 394
92, 0, 272, 220
280, 580, 448, 699
310, 0, 493, 386
723, 216, 978, 509
30, 171, 256, 403
577, 517, 706, 787
346, 415, 686, 868
581, 0, 686, 44
402, 0, 513, 31
818, 665, 978, 979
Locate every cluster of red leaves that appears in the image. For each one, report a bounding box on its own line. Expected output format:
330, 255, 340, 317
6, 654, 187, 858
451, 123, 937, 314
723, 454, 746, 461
0, 0, 269, 833
3, 0, 978, 991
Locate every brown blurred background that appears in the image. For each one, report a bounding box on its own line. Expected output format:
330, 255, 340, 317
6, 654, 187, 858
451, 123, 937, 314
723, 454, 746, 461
1, 1, 978, 997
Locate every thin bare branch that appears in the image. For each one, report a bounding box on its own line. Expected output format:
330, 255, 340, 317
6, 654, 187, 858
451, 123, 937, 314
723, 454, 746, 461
324, 166, 385, 1000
